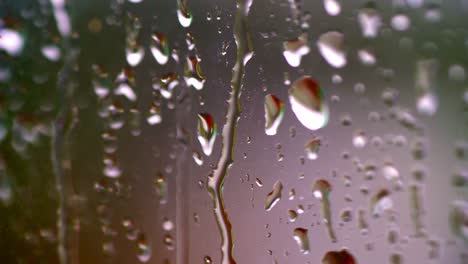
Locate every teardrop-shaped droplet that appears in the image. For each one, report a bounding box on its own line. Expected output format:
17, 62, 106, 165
150, 32, 170, 65
289, 76, 329, 130
357, 49, 376, 66
264, 94, 285, 136
304, 138, 321, 160
283, 33, 310, 67
317, 31, 347, 68
322, 249, 356, 264
415, 59, 439, 116
177, 1, 193, 28
184, 56, 205, 90
41, 44, 61, 62
126, 45, 145, 67
293, 228, 310, 254
197, 113, 216, 156
312, 179, 337, 242
265, 180, 283, 211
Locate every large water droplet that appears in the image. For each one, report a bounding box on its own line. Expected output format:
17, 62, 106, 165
150, 33, 170, 65
197, 113, 216, 156
265, 180, 283, 211
289, 76, 329, 130
317, 31, 347, 68
282, 33, 310, 67
184, 55, 205, 90
177, 1, 193, 28
293, 228, 310, 254
0, 28, 24, 56
322, 249, 356, 264
264, 94, 285, 136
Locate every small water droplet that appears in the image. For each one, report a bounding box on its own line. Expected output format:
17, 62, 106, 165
358, 4, 382, 38
370, 189, 393, 217
304, 138, 321, 160
324, 0, 341, 16
264, 94, 285, 136
265, 180, 283, 211
150, 32, 170, 65
136, 234, 151, 263
322, 249, 356, 264
184, 55, 205, 90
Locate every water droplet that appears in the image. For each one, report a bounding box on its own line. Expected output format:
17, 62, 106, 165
391, 14, 411, 31
154, 172, 168, 204
41, 45, 61, 61
126, 46, 145, 67
293, 228, 310, 254
264, 94, 285, 135
317, 31, 347, 68
0, 28, 25, 56
288, 210, 298, 222
162, 218, 174, 231
358, 4, 382, 38
448, 64, 466, 81
136, 234, 151, 263
184, 56, 205, 90
425, 4, 442, 23
255, 178, 263, 187
197, 113, 216, 156
282, 33, 310, 67
122, 217, 139, 240
204, 256, 213, 264
322, 249, 356, 264
265, 180, 283, 211
450, 200, 468, 242
370, 189, 393, 217
382, 163, 400, 181
177, 1, 193, 28
153, 72, 179, 99
312, 179, 337, 241
409, 183, 426, 236
146, 103, 162, 125
324, 0, 341, 16
192, 151, 204, 166
353, 130, 367, 148
340, 208, 352, 222
150, 32, 170, 65
114, 68, 137, 102
289, 77, 329, 130
163, 234, 175, 250
357, 49, 376, 66
304, 138, 321, 160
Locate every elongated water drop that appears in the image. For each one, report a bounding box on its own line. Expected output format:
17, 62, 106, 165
264, 94, 284, 136
322, 249, 356, 264
312, 179, 336, 242
409, 183, 426, 236
289, 76, 329, 130
450, 200, 468, 242
154, 172, 168, 204
184, 55, 205, 90
415, 59, 438, 116
114, 67, 137, 102
150, 32, 170, 65
41, 45, 61, 61
282, 33, 310, 67
177, 0, 193, 28
293, 228, 310, 254
317, 31, 346, 68
265, 180, 283, 211
197, 113, 216, 156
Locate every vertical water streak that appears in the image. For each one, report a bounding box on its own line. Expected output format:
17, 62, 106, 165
207, 0, 253, 263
